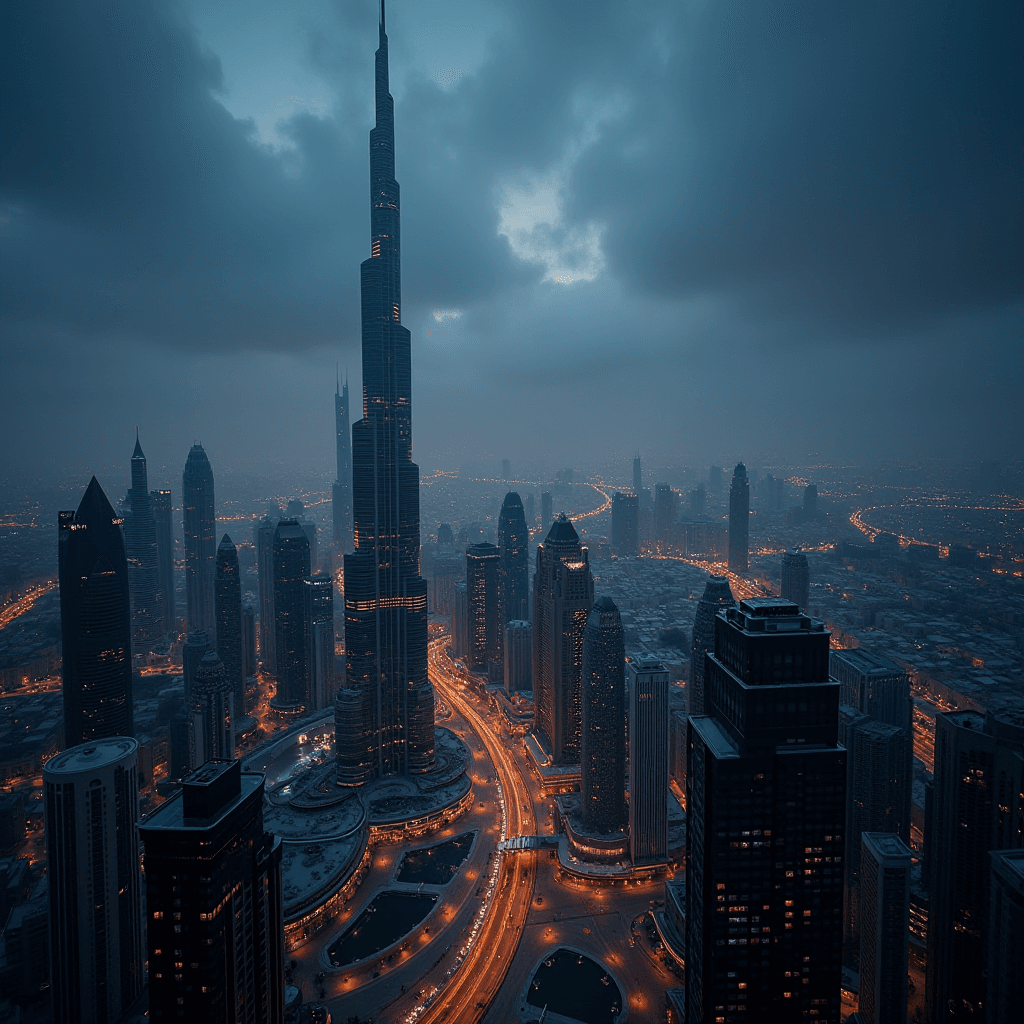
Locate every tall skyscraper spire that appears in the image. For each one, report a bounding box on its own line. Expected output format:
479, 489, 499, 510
126, 433, 163, 650
333, 374, 352, 551
339, 5, 433, 783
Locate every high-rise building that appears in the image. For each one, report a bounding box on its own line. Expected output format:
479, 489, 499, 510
525, 493, 535, 530
139, 760, 283, 1023
830, 649, 911, 734
858, 832, 911, 1024
532, 515, 594, 765
466, 543, 502, 672
44, 738, 143, 1023
838, 706, 911, 943
803, 483, 818, 518
633, 455, 642, 497
126, 434, 163, 651
580, 597, 626, 834
192, 650, 234, 761
257, 516, 277, 676
780, 548, 809, 610
655, 483, 677, 544
182, 629, 211, 703
333, 374, 353, 552
341, 7, 433, 782
988, 849, 1024, 1023
58, 478, 134, 747
628, 658, 669, 864
926, 708, 1024, 1022
708, 465, 722, 493
728, 462, 749, 572
611, 492, 639, 556
303, 575, 335, 711
451, 580, 468, 660
150, 488, 176, 636
541, 491, 553, 537
501, 458, 510, 480
300, 521, 318, 573
272, 520, 311, 711
504, 620, 532, 696
241, 605, 257, 682
686, 598, 845, 1023
168, 714, 195, 781
688, 574, 735, 716
182, 444, 216, 635
689, 484, 706, 517
214, 534, 245, 731
498, 492, 530, 624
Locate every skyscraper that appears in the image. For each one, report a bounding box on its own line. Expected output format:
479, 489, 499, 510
926, 708, 1024, 1022
830, 649, 911, 734
708, 465, 722, 493
633, 455, 642, 497
686, 598, 845, 1023
257, 515, 277, 676
728, 462, 749, 572
451, 580, 468, 660
182, 444, 216, 635
541, 491, 553, 537
498, 492, 529, 624
45, 738, 143, 1023
150, 488, 176, 636
333, 374, 353, 552
466, 542, 502, 672
214, 534, 245, 731
341, 4, 433, 780
580, 597, 626, 834
532, 515, 594, 765
303, 575, 335, 711
858, 832, 911, 1024
272, 520, 310, 711
688, 574, 735, 716
988, 849, 1024, 1023
182, 629, 211, 703
611, 492, 639, 556
241, 605, 257, 682
803, 483, 818, 518
192, 650, 234, 761
780, 548, 809, 610
655, 483, 677, 545
503, 620, 532, 695
139, 760, 283, 1023
58, 478, 134, 747
126, 434, 163, 650
628, 658, 669, 864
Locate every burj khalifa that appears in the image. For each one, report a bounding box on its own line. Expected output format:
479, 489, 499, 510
336, 1, 434, 784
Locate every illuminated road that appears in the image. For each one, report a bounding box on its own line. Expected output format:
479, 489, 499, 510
409, 638, 537, 1023
0, 580, 57, 631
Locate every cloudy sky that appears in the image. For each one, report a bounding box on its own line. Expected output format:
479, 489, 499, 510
2, 0, 1021, 482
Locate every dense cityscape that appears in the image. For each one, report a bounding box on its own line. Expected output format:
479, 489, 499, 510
1, 2, 1022, 1024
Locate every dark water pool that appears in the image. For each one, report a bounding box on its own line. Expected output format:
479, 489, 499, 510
526, 948, 622, 1024
395, 831, 475, 884
327, 891, 437, 967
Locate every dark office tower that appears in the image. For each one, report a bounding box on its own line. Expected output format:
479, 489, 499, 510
214, 534, 245, 732
139, 760, 284, 1024
728, 462, 749, 572
303, 576, 335, 711
690, 484, 706, 518
341, 5, 433, 783
182, 629, 211, 703
241, 605, 257, 681
541, 491, 553, 537
708, 465, 722, 493
655, 483, 677, 543
803, 483, 818, 517
438, 523, 454, 546
829, 649, 911, 735
988, 849, 1024, 1023
532, 515, 594, 765
45, 738, 143, 1023
688, 574, 735, 716
504, 621, 532, 695
182, 444, 216, 635
168, 714, 195, 781
501, 458, 510, 480
150, 488, 175, 635
498, 492, 530, 624
580, 597, 626, 834
926, 709, 1024, 1023
859, 833, 911, 1024
633, 455, 642, 497
333, 375, 353, 552
466, 543, 502, 671
525, 493, 535, 530
256, 516, 277, 675
780, 548, 810, 610
451, 581, 468, 660
838, 707, 912, 943
126, 435, 163, 651
193, 650, 234, 761
611, 492, 639, 556
58, 478, 134, 747
272, 520, 311, 711
628, 659, 669, 864
686, 598, 846, 1024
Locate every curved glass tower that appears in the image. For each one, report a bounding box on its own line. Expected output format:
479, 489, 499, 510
339, 2, 433, 783
183, 444, 216, 635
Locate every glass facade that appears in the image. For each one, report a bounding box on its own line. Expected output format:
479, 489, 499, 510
182, 444, 216, 635
728, 462, 749, 572
689, 574, 736, 717
214, 534, 245, 728
498, 491, 530, 625
333, 378, 353, 550
126, 436, 163, 650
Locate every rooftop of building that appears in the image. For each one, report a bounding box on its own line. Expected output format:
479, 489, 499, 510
861, 832, 912, 860
991, 849, 1024, 894
830, 647, 905, 675
43, 737, 138, 776
140, 761, 264, 832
